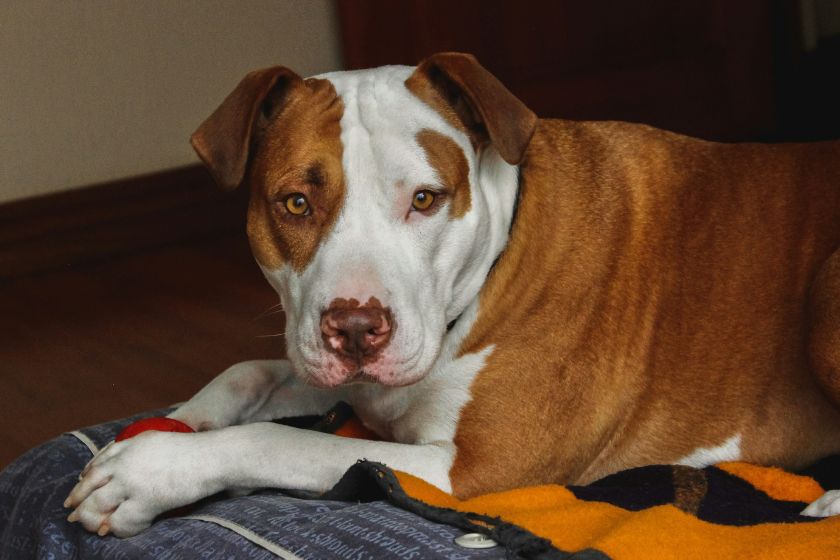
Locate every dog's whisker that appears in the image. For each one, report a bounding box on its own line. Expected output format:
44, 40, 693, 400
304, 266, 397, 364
256, 332, 286, 339
253, 302, 284, 320
262, 309, 286, 317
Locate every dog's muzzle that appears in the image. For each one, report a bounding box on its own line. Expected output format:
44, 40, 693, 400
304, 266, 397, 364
320, 297, 394, 368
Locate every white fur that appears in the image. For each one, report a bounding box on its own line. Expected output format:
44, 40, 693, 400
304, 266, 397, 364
675, 434, 742, 468
66, 65, 518, 537
802, 490, 840, 517
65, 301, 493, 537
347, 300, 493, 447
263, 65, 518, 388
168, 360, 342, 431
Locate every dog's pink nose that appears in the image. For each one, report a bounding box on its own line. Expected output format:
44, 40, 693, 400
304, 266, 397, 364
320, 299, 393, 362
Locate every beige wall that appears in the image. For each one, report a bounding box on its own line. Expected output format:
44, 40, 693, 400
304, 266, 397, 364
0, 1, 342, 204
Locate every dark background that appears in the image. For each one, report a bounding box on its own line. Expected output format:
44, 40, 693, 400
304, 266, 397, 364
339, 0, 840, 142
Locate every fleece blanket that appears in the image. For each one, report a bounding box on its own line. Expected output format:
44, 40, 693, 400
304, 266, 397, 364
329, 458, 840, 559
323, 403, 840, 559
3, 407, 840, 559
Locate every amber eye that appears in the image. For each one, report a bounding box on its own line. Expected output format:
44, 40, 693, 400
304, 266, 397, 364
284, 193, 310, 215
412, 190, 436, 211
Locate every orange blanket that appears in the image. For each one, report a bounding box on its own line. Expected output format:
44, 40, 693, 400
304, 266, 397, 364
316, 409, 840, 559
323, 458, 840, 559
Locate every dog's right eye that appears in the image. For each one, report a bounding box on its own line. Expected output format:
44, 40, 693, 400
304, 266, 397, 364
283, 193, 310, 216
412, 190, 436, 211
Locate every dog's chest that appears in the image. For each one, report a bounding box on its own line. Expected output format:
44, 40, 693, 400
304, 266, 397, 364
348, 344, 494, 445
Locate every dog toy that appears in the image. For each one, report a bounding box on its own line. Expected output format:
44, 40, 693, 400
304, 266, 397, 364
115, 417, 194, 441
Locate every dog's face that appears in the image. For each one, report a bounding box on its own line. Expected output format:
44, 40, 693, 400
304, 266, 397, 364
247, 67, 488, 389
192, 53, 536, 387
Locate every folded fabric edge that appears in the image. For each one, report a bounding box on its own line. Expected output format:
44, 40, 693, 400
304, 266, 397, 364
321, 460, 610, 560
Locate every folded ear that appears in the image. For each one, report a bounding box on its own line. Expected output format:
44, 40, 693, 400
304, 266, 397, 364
191, 66, 303, 190
406, 52, 537, 165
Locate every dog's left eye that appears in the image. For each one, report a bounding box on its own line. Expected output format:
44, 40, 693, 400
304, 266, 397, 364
284, 193, 310, 216
412, 190, 436, 211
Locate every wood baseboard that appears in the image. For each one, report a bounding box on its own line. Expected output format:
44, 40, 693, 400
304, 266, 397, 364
0, 165, 248, 279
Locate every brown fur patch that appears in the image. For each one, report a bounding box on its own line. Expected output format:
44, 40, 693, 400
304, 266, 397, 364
449, 119, 840, 499
405, 53, 536, 165
405, 70, 470, 140
191, 66, 304, 191
809, 250, 840, 404
672, 466, 708, 515
416, 129, 471, 218
247, 78, 345, 272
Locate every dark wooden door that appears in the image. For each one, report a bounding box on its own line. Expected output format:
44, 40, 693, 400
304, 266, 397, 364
337, 0, 779, 141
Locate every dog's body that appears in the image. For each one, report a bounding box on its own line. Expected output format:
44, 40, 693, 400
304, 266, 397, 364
66, 53, 840, 536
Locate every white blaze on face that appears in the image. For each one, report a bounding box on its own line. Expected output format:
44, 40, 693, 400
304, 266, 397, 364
262, 65, 519, 388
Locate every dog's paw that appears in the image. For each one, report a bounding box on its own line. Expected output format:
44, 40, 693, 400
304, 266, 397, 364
801, 490, 840, 517
64, 431, 217, 537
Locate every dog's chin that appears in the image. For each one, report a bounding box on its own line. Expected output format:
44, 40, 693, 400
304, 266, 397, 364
345, 369, 425, 387
301, 365, 429, 389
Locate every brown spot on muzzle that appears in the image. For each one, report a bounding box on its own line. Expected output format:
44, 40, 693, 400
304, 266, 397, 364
320, 297, 395, 366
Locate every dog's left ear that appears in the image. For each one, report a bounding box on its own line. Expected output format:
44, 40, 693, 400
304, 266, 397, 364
191, 66, 304, 190
406, 52, 537, 165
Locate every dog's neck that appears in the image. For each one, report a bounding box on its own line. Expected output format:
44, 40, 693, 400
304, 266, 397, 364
455, 120, 634, 360
445, 146, 521, 326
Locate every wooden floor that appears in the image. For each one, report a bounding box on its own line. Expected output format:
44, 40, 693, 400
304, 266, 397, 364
0, 234, 284, 469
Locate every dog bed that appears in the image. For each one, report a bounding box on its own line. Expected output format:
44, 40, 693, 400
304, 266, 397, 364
2, 409, 840, 559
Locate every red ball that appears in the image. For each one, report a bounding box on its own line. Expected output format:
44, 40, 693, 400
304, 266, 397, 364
115, 417, 195, 442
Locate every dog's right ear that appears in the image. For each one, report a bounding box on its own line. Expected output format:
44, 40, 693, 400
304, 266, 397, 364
191, 66, 304, 191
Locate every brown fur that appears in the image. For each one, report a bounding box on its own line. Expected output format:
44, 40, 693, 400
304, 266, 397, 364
810, 252, 840, 403
449, 119, 840, 497
191, 69, 346, 272
194, 54, 840, 504
405, 70, 470, 141
191, 66, 303, 191
405, 53, 537, 165
416, 129, 471, 218
246, 78, 346, 271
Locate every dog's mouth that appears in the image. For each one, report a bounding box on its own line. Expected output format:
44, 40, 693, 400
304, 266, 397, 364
302, 360, 428, 389
344, 370, 379, 385
301, 363, 388, 388
333, 367, 423, 388
291, 310, 440, 388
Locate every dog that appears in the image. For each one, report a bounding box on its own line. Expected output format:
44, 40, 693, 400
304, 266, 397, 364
65, 52, 840, 537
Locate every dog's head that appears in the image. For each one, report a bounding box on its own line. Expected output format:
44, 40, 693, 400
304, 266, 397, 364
192, 53, 536, 388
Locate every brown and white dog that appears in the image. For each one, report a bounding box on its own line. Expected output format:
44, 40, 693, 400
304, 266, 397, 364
66, 52, 840, 537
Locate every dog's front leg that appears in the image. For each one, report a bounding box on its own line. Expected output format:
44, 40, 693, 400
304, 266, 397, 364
167, 359, 342, 430
216, 422, 454, 494
66, 423, 452, 537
